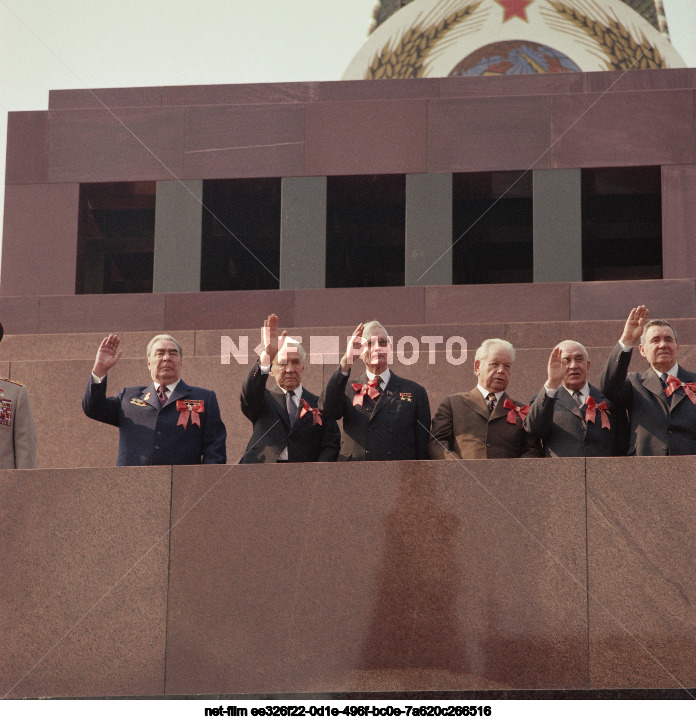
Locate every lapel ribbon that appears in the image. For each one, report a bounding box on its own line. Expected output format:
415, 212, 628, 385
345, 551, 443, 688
665, 375, 696, 404
352, 378, 380, 407
585, 397, 611, 429
176, 399, 204, 428
299, 398, 323, 425
503, 398, 529, 424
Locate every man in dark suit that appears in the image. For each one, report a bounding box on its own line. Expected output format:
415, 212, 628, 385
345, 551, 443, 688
428, 338, 541, 459
600, 305, 696, 455
83, 333, 226, 466
320, 320, 431, 461
525, 340, 625, 457
240, 314, 340, 463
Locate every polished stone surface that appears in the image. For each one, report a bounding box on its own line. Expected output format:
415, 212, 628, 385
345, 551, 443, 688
0, 467, 171, 698
586, 457, 696, 689
165, 459, 588, 694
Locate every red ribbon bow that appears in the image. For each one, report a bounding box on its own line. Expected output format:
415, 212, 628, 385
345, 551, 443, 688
664, 375, 696, 404
176, 399, 204, 428
585, 397, 611, 429
352, 378, 380, 406
299, 398, 323, 425
503, 398, 529, 424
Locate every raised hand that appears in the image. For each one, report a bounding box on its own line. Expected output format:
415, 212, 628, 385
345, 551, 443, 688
93, 334, 123, 378
546, 346, 565, 390
340, 323, 365, 373
620, 305, 649, 347
259, 313, 287, 366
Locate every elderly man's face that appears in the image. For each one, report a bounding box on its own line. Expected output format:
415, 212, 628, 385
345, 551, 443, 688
361, 326, 391, 373
271, 349, 304, 391
148, 339, 182, 385
475, 345, 512, 393
640, 324, 679, 373
559, 341, 589, 392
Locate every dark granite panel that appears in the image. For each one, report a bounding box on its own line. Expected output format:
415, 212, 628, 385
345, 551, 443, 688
0, 297, 40, 334
48, 107, 186, 182
48, 87, 163, 110
505, 320, 626, 350
425, 284, 570, 324
569, 280, 696, 321
163, 82, 318, 107
550, 90, 692, 168
583, 68, 696, 94
0, 467, 170, 698
427, 96, 551, 172
5, 112, 49, 184
38, 294, 166, 334
304, 99, 428, 175
661, 165, 696, 279
165, 290, 295, 331
439, 73, 583, 98
316, 78, 440, 101
166, 459, 587, 694
587, 457, 696, 689
184, 103, 305, 178
0, 183, 80, 297
294, 286, 425, 327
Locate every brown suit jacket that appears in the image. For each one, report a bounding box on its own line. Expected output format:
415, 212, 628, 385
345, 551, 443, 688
428, 388, 542, 459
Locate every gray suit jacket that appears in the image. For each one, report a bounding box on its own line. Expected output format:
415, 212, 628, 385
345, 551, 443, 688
599, 343, 696, 455
525, 383, 625, 457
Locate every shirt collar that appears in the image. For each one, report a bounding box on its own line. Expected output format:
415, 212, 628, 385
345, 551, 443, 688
159, 379, 180, 394
565, 382, 590, 399
478, 384, 502, 401
654, 363, 679, 379
280, 384, 303, 398
366, 368, 391, 387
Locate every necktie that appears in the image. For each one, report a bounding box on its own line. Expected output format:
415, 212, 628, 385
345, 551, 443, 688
374, 376, 383, 392
287, 390, 298, 427
486, 392, 497, 414
157, 385, 168, 406
572, 390, 583, 407
660, 374, 672, 406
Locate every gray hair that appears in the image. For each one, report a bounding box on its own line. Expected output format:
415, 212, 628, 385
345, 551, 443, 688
641, 319, 679, 345
147, 334, 183, 359
362, 320, 388, 340
475, 338, 515, 363
558, 339, 589, 361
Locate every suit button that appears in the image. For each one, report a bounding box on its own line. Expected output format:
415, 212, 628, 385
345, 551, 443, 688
486, 443, 491, 447
154, 445, 160, 450
156, 431, 162, 436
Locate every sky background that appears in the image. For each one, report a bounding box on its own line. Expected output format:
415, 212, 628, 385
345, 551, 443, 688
0, 0, 694, 273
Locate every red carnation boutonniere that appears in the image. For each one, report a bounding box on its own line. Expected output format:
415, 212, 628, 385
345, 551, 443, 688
664, 375, 696, 404
352, 378, 380, 406
503, 398, 529, 424
176, 399, 205, 428
299, 398, 322, 425
585, 397, 611, 429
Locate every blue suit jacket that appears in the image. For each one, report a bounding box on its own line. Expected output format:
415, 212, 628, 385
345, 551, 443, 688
83, 376, 227, 466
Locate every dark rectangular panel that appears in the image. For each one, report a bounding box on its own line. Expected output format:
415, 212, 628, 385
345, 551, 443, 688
550, 90, 692, 168
1, 183, 80, 297
5, 112, 49, 184
428, 96, 552, 172
583, 68, 696, 94
305, 99, 428, 175
0, 467, 171, 698
166, 459, 588, 694
48, 107, 186, 182
440, 73, 582, 98
587, 457, 696, 689
163, 82, 318, 107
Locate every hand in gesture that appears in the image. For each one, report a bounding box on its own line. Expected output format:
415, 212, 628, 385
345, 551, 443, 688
340, 323, 365, 373
93, 334, 123, 378
620, 305, 649, 347
259, 314, 287, 367
545, 346, 565, 390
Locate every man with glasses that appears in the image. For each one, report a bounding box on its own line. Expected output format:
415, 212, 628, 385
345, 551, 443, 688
320, 320, 431, 461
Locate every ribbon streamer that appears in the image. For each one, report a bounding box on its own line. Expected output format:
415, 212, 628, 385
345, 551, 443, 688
352, 378, 380, 407
503, 398, 529, 424
176, 399, 204, 428
585, 397, 610, 429
665, 375, 696, 404
299, 398, 323, 425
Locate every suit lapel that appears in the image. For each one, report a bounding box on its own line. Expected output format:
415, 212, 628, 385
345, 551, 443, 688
165, 380, 190, 409
371, 373, 397, 420
141, 383, 159, 411
489, 391, 509, 422
558, 386, 583, 419
270, 385, 291, 428
463, 389, 490, 421
642, 369, 669, 413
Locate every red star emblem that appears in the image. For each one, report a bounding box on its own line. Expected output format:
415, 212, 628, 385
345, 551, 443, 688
496, 0, 532, 22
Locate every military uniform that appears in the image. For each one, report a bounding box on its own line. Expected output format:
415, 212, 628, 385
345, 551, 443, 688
0, 377, 37, 469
